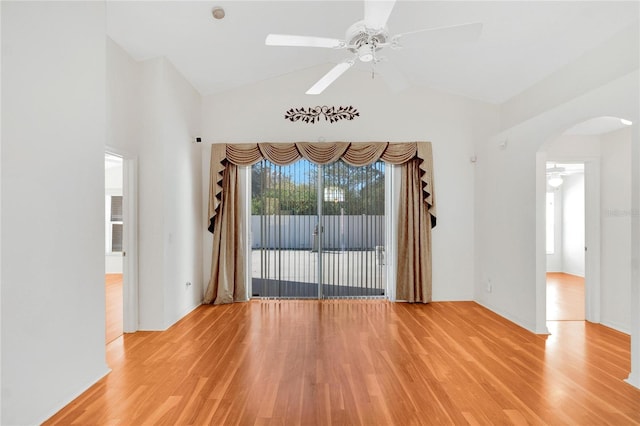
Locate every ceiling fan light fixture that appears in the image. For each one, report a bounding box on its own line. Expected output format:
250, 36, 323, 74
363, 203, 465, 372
358, 44, 374, 62
548, 175, 563, 188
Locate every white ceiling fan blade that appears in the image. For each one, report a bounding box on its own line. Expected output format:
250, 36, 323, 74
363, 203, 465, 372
306, 60, 355, 95
375, 61, 410, 94
364, 0, 396, 30
393, 22, 483, 47
265, 34, 344, 49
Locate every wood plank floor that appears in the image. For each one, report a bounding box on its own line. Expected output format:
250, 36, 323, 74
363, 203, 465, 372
106, 273, 123, 344
45, 300, 639, 425
546, 272, 585, 321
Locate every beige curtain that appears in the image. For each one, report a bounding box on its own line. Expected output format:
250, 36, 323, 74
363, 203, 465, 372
203, 161, 245, 304
396, 158, 433, 302
205, 142, 436, 305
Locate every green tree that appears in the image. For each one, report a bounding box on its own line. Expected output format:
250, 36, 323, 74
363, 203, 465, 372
251, 160, 384, 216
252, 161, 317, 215
320, 160, 385, 215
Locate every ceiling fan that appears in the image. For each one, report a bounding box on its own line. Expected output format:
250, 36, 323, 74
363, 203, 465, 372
546, 163, 583, 187
265, 0, 482, 94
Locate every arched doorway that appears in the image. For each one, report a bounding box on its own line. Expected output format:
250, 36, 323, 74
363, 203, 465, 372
535, 115, 636, 386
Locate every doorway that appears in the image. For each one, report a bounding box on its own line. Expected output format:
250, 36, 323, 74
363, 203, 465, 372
250, 159, 386, 299
105, 149, 139, 341
105, 153, 124, 343
538, 116, 635, 335
545, 162, 586, 321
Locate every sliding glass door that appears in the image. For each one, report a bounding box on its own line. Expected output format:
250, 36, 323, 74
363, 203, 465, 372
250, 160, 319, 298
251, 159, 386, 299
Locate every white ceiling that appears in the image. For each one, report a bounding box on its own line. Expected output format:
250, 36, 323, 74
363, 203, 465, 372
106, 1, 639, 103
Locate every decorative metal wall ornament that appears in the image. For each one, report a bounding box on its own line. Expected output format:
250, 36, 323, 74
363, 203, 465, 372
285, 105, 360, 124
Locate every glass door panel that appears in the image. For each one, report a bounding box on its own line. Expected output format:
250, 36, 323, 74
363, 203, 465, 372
251, 159, 385, 299
320, 160, 386, 297
251, 160, 318, 298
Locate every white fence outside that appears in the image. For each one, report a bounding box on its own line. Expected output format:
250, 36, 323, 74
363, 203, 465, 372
251, 215, 385, 250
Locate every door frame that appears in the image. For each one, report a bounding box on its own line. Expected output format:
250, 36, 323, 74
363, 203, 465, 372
243, 161, 396, 300
536, 153, 601, 331
105, 147, 139, 333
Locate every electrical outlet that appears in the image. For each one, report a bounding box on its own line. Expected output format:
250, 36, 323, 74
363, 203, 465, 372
186, 281, 192, 287
486, 280, 492, 293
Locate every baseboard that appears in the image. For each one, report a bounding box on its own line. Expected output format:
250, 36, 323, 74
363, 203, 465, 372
625, 371, 640, 390
598, 319, 630, 335
474, 299, 539, 334
546, 271, 585, 278
138, 301, 203, 332
39, 365, 111, 424
563, 272, 584, 278
166, 301, 203, 329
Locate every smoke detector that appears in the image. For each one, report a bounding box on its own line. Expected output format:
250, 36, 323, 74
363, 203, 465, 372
212, 7, 225, 20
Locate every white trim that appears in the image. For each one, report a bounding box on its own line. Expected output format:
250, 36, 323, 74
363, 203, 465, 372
600, 320, 631, 336
627, 122, 640, 389
122, 156, 139, 332
38, 367, 111, 426
535, 152, 550, 334
583, 159, 601, 323
476, 299, 539, 334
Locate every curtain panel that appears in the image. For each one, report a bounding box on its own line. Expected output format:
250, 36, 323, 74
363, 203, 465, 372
205, 142, 436, 304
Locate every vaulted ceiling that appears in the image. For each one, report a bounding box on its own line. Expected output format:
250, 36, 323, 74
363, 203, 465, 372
106, 1, 638, 103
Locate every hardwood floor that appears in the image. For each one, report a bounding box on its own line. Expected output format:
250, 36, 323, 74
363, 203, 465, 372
45, 300, 639, 425
106, 273, 123, 344
546, 272, 585, 321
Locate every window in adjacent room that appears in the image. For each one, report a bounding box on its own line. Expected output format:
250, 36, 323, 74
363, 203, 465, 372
107, 195, 123, 253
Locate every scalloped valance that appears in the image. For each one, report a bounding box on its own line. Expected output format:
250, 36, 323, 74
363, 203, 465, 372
208, 142, 436, 232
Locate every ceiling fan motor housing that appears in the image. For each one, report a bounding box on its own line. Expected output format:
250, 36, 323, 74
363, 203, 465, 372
346, 20, 388, 62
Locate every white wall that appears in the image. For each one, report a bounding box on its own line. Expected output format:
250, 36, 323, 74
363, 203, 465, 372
600, 127, 632, 333
107, 40, 203, 331
137, 57, 167, 329
475, 69, 638, 334
201, 64, 500, 302
106, 37, 143, 155
561, 173, 585, 276
546, 187, 563, 272
546, 135, 602, 158
545, 172, 586, 277
1, 3, 110, 424
160, 59, 203, 327
482, 20, 639, 352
